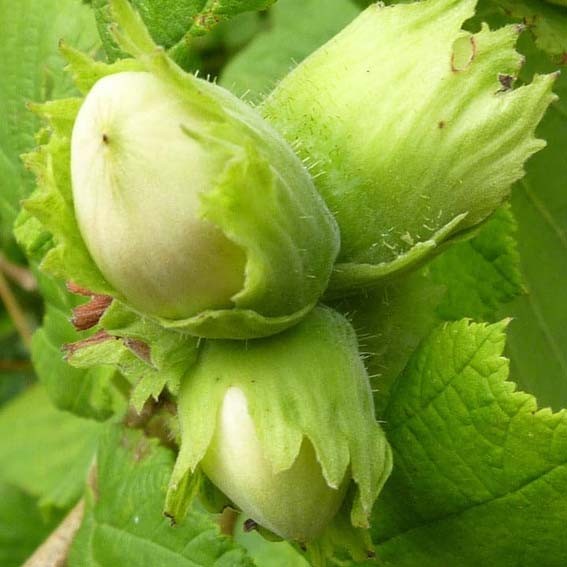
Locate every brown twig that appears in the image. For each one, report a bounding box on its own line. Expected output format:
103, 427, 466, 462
0, 253, 37, 291
0, 359, 32, 371
23, 499, 85, 567
0, 270, 33, 350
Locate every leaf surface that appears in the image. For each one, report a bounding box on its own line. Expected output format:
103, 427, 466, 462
69, 426, 254, 567
503, 41, 567, 409
429, 207, 523, 322
0, 0, 98, 252
0, 481, 65, 567
93, 0, 276, 65
373, 320, 567, 567
0, 385, 103, 509
220, 0, 360, 102
490, 0, 567, 56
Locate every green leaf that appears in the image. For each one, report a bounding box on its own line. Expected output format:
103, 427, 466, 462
0, 321, 35, 408
0, 481, 65, 567
489, 0, 567, 56
0, 370, 32, 407
0, 0, 99, 253
428, 206, 523, 322
69, 425, 254, 567
504, 39, 567, 410
93, 0, 275, 67
373, 320, 567, 566
32, 311, 120, 420
0, 385, 103, 509
220, 0, 360, 102
189, 0, 277, 35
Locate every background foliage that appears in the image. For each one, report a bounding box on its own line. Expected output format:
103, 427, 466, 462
0, 0, 566, 565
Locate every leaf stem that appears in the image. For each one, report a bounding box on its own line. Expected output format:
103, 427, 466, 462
0, 270, 33, 350
23, 499, 85, 567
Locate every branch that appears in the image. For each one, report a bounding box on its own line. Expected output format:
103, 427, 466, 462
0, 271, 33, 350
0, 253, 37, 291
0, 359, 32, 371
23, 499, 85, 567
